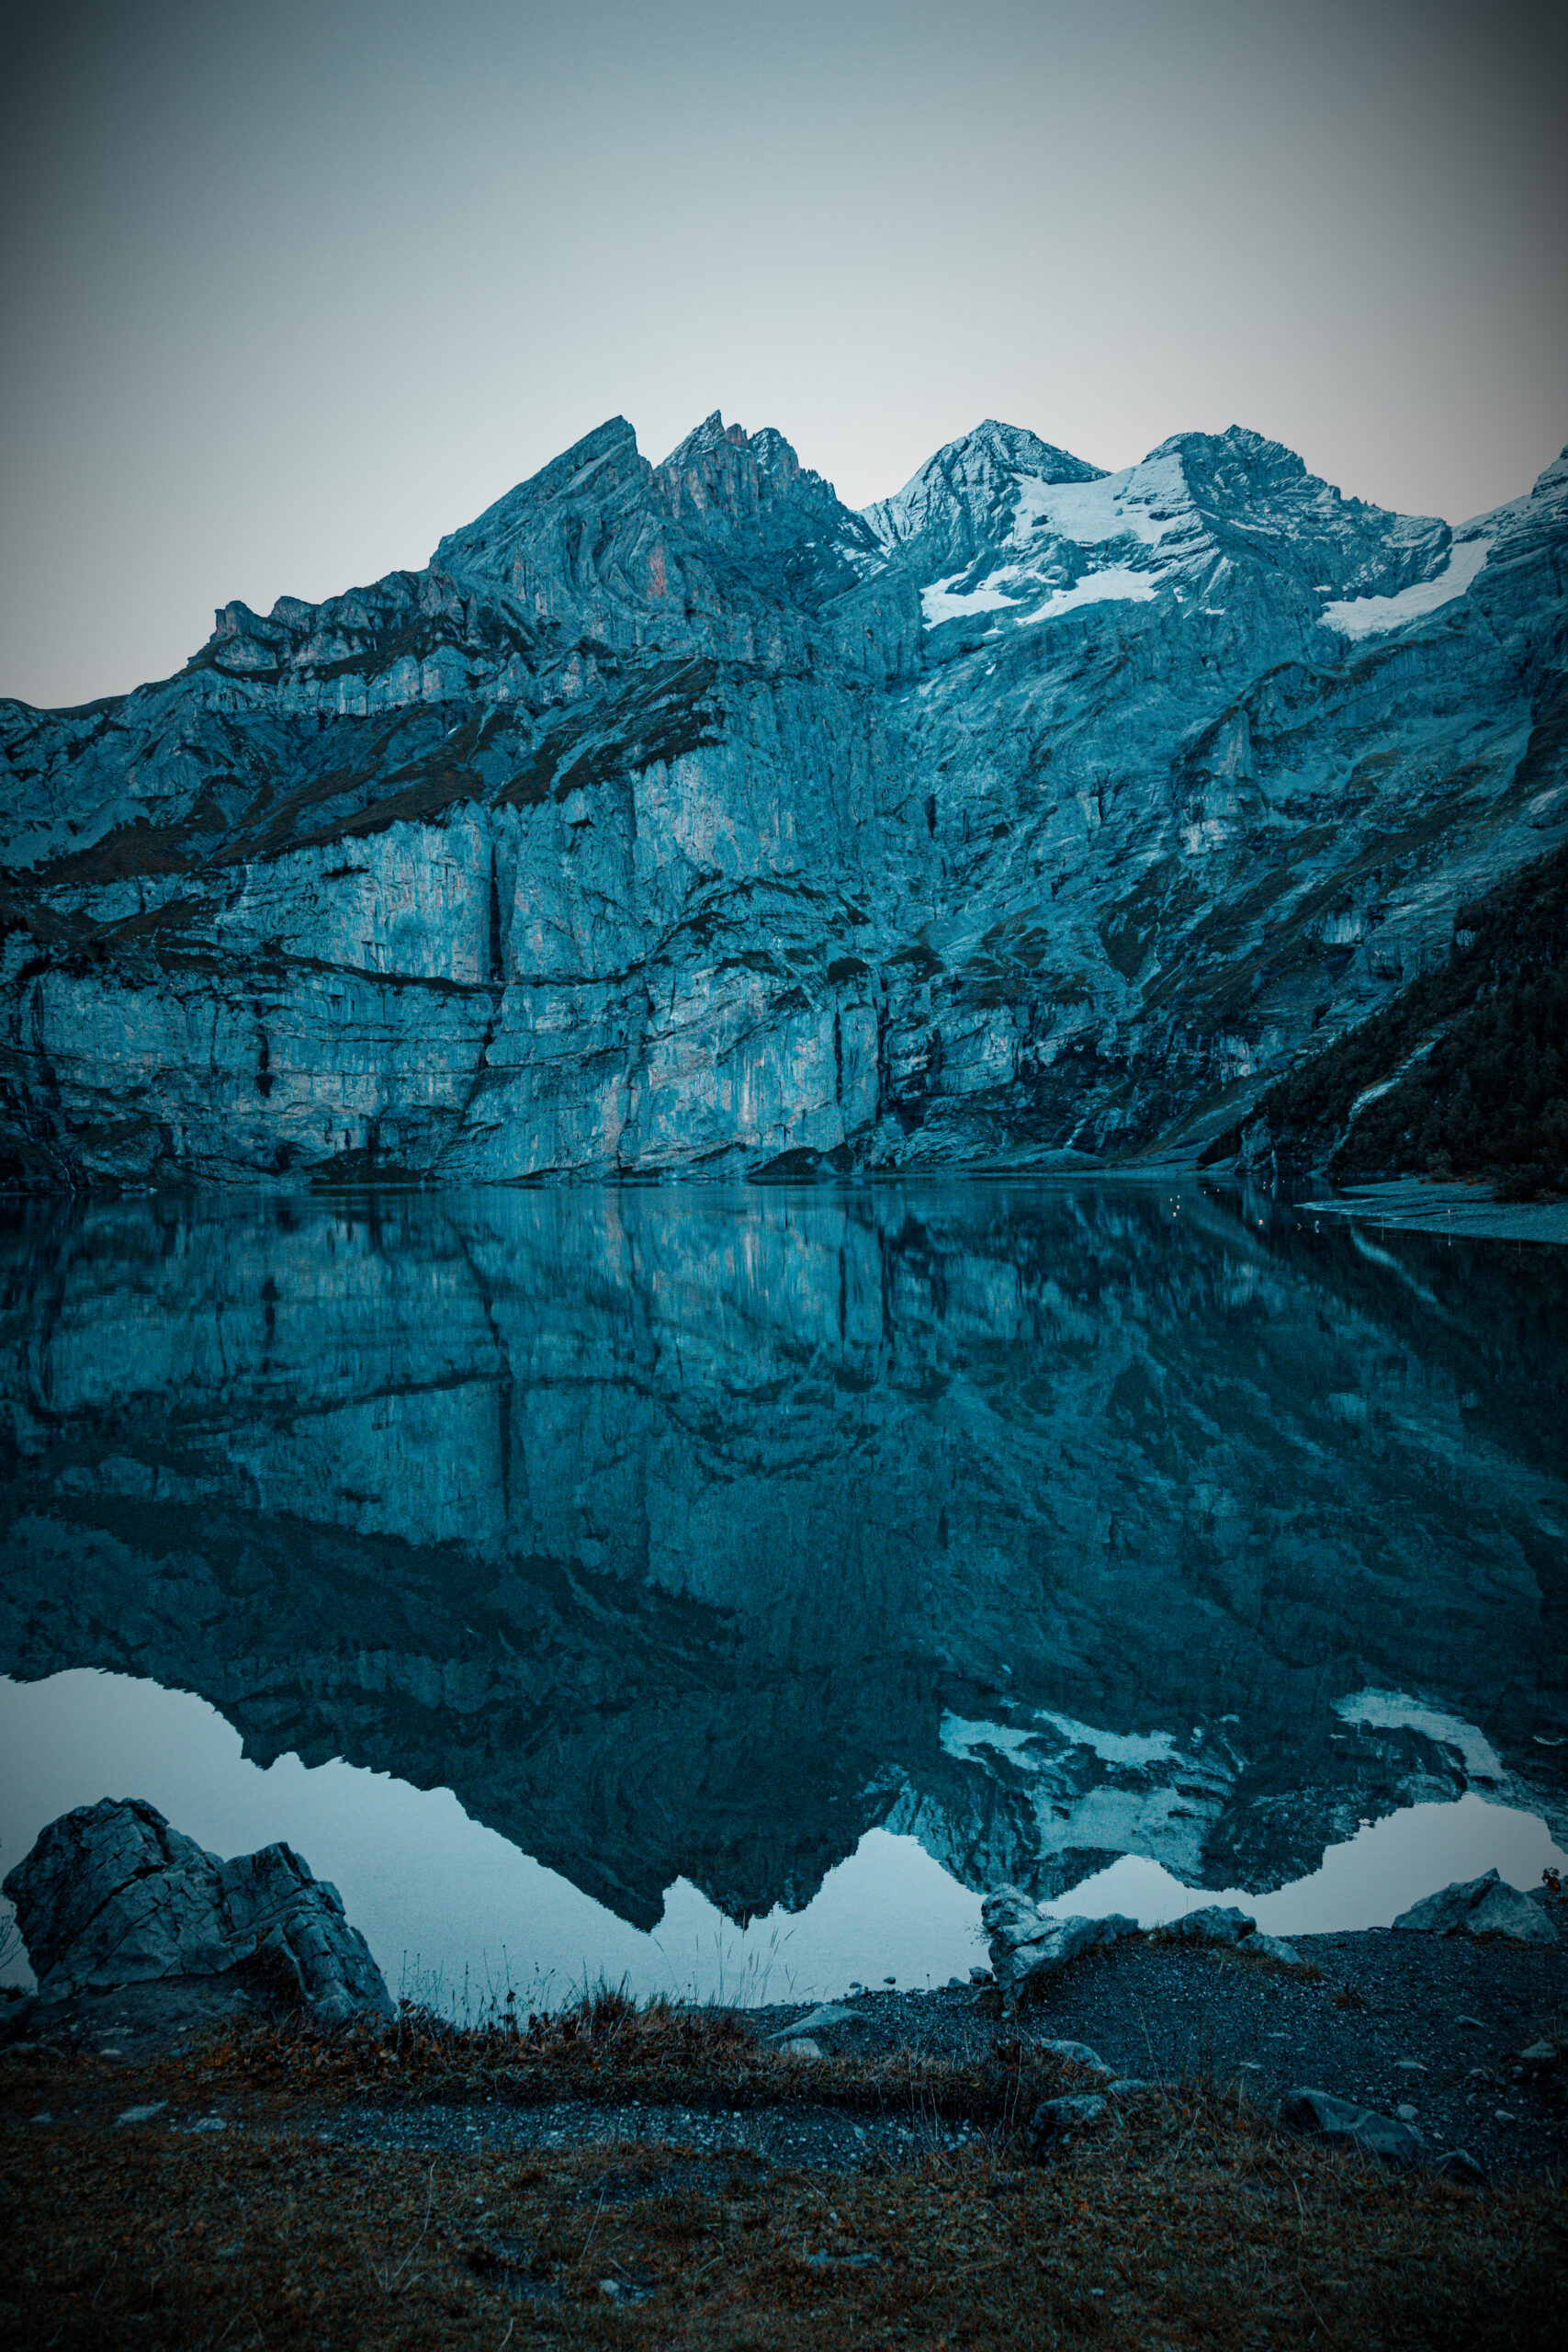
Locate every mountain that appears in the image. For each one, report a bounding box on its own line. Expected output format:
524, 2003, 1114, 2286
2, 412, 1565, 1188
2, 1184, 1562, 1925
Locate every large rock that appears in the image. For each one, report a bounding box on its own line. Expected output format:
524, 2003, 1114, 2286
3, 1797, 394, 2028
1280, 2086, 1424, 2165
982, 1883, 1138, 2011
1164, 1904, 1257, 1946
1392, 1868, 1558, 1945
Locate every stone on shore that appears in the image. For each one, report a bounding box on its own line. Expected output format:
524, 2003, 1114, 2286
1280, 2086, 1424, 2165
762, 2004, 861, 2041
1036, 2038, 1113, 2078
1246, 1932, 1303, 1966
3, 1797, 394, 2029
982, 1885, 1138, 2012
1029, 2094, 1109, 2150
1165, 1905, 1256, 1946
1391, 1869, 1557, 1945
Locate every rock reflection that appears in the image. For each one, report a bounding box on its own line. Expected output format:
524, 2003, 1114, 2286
0, 1182, 1562, 1928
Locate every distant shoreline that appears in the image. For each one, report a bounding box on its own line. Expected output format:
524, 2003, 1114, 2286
1299, 1178, 1568, 1247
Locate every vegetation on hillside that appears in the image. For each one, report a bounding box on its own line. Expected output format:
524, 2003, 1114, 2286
1206, 842, 1568, 1197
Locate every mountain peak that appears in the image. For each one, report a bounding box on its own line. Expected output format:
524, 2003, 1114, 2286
433, 416, 644, 580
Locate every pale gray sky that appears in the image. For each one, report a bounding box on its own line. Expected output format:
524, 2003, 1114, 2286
3, 0, 1564, 708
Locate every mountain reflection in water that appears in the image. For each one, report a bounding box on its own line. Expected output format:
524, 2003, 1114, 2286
1, 1182, 1563, 1948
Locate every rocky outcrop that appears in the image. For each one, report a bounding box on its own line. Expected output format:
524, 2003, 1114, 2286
3, 1797, 394, 2026
982, 1886, 1139, 2011
1392, 1870, 1558, 1945
1, 412, 1563, 1189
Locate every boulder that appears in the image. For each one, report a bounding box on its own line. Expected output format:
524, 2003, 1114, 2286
1280, 2086, 1424, 2165
1165, 1905, 1257, 1947
1392, 1869, 1558, 1946
3, 1797, 393, 2029
982, 1885, 1138, 2012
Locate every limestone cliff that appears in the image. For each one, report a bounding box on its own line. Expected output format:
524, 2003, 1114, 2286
3, 413, 1564, 1186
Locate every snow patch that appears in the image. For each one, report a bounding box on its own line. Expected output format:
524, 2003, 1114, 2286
938, 1708, 1178, 1770
1032, 1710, 1179, 1768
1010, 454, 1188, 551
920, 576, 1023, 628
1333, 1689, 1505, 1783
1321, 536, 1492, 638
1023, 566, 1159, 626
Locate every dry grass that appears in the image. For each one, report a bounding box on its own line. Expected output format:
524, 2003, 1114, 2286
2, 2074, 1562, 2351
179, 1986, 1044, 2129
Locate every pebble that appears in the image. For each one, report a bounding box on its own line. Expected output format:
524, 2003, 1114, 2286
1396, 2103, 1418, 2120
116, 2102, 166, 2125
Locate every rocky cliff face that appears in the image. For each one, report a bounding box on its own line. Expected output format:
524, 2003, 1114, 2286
2, 1184, 1562, 1927
3, 412, 1564, 1186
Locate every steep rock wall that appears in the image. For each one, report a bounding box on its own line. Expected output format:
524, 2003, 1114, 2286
2, 415, 1564, 1186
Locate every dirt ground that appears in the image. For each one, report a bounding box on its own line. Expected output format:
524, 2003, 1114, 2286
3, 1922, 1564, 2349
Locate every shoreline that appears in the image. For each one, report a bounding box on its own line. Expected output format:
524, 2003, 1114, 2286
1300, 1177, 1568, 1246
6, 1919, 1562, 2349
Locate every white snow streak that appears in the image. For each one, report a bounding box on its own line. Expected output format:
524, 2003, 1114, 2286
1333, 1689, 1504, 1783
1320, 536, 1492, 638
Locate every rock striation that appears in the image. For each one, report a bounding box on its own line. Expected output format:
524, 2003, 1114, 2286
1, 409, 1564, 1187
3, 1797, 394, 2027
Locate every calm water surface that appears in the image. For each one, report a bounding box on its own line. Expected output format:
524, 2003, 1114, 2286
2, 1182, 1564, 2006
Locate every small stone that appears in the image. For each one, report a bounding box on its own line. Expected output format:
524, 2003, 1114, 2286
189, 2116, 227, 2132
1495, 2109, 1516, 2123
780, 2037, 824, 2060
1394, 2060, 1427, 2072
1455, 2015, 1484, 2029
1435, 2149, 1486, 2187
1396, 2103, 1418, 2120
28, 2111, 51, 2124
1029, 2093, 1108, 2149
1107, 2078, 1161, 2097
763, 2004, 858, 2041
1518, 2041, 1558, 2063
116, 2102, 167, 2125
1246, 1932, 1303, 1966
1036, 2038, 1112, 2077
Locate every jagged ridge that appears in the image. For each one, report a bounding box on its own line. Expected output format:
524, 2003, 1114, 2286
0, 414, 1564, 1188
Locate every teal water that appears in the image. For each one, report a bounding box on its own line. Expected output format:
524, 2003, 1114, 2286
2, 1182, 1563, 2003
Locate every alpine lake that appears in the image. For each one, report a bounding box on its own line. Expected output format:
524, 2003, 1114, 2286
3, 1178, 1564, 2012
